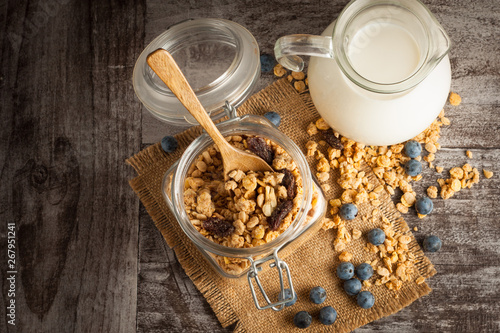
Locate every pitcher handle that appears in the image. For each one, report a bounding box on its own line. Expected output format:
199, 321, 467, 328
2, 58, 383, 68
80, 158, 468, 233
274, 34, 334, 72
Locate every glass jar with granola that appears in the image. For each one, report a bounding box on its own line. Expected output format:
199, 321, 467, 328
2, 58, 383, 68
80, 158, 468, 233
162, 114, 327, 310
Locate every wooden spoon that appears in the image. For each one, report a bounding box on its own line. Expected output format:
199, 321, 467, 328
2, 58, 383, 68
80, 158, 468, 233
147, 49, 274, 177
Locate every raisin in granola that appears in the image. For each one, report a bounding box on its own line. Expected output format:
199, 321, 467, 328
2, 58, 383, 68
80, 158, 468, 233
202, 217, 235, 237
281, 169, 297, 199
247, 136, 274, 165
267, 199, 293, 231
323, 129, 343, 150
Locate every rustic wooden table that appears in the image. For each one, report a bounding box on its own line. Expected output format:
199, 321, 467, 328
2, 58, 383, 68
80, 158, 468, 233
1, 0, 499, 332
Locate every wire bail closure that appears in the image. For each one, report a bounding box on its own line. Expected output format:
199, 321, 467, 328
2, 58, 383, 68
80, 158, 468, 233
247, 248, 295, 311
222, 100, 238, 120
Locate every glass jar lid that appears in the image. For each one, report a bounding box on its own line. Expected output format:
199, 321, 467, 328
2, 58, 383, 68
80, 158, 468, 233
133, 18, 260, 126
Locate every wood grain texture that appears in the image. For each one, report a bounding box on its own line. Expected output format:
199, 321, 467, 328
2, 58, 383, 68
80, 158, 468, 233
0, 0, 145, 332
0, 0, 498, 332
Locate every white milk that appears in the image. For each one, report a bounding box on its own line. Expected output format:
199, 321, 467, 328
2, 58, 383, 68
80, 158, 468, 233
308, 21, 451, 145
348, 22, 420, 84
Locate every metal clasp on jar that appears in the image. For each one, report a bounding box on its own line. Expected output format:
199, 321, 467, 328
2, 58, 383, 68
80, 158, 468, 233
222, 100, 238, 120
246, 248, 295, 311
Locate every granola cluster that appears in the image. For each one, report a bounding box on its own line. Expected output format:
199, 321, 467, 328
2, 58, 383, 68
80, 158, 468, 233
362, 216, 420, 291
302, 92, 493, 290
308, 100, 492, 223
184, 135, 304, 275
436, 164, 480, 200
273, 63, 308, 93
333, 213, 423, 292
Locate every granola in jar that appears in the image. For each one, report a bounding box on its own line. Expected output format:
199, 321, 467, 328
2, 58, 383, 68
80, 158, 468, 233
183, 135, 305, 274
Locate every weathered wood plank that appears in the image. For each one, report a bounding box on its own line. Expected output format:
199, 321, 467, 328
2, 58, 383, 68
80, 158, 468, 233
0, 0, 145, 332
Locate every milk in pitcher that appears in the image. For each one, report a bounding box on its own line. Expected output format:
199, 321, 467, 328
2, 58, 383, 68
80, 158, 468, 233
307, 21, 451, 145
348, 22, 420, 84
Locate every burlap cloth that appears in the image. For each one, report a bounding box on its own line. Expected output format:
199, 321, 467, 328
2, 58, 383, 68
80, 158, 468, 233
127, 79, 436, 332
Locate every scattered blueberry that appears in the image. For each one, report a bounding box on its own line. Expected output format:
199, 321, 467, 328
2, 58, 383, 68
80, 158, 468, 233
367, 228, 386, 246
339, 203, 358, 220
319, 306, 337, 326
404, 140, 422, 158
278, 288, 297, 307
344, 278, 362, 296
355, 263, 374, 281
423, 235, 442, 253
161, 135, 178, 153
357, 291, 375, 309
404, 159, 422, 177
309, 286, 327, 304
264, 111, 281, 127
293, 311, 312, 329
415, 196, 434, 215
260, 53, 276, 72
337, 262, 355, 280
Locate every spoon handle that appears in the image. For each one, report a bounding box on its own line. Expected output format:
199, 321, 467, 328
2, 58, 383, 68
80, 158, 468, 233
147, 49, 227, 148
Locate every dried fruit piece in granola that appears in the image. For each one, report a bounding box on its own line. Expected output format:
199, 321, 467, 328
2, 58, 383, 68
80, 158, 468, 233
267, 199, 293, 231
247, 136, 274, 165
202, 217, 235, 237
281, 169, 297, 199
322, 129, 343, 150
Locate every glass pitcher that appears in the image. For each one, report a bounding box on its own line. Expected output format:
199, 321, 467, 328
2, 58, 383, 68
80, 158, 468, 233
275, 0, 452, 146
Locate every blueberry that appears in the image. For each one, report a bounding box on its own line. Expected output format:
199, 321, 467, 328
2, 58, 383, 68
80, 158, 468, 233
161, 135, 178, 153
404, 159, 422, 177
357, 291, 375, 309
355, 263, 374, 281
319, 306, 337, 326
339, 203, 358, 220
260, 53, 276, 72
278, 288, 297, 307
293, 311, 312, 329
367, 228, 386, 246
404, 140, 422, 158
415, 196, 434, 215
336, 262, 355, 280
423, 235, 442, 253
344, 278, 362, 296
264, 111, 281, 127
309, 286, 327, 304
